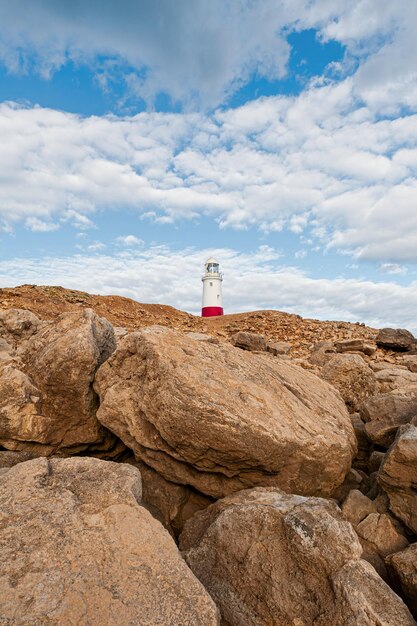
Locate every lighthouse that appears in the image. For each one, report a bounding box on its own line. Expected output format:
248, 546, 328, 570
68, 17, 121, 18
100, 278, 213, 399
201, 258, 224, 317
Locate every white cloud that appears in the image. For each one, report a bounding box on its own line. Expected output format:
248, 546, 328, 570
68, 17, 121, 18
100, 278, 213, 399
1, 89, 417, 262
379, 263, 408, 275
1, 244, 417, 332
116, 235, 144, 247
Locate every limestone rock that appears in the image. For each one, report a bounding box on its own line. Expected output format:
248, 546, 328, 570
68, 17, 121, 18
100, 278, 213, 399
335, 338, 377, 356
0, 450, 36, 468
369, 450, 385, 473
95, 326, 356, 499
356, 512, 409, 579
341, 489, 377, 526
180, 487, 414, 626
402, 356, 417, 373
0, 457, 219, 625
375, 367, 417, 393
266, 341, 291, 356
377, 328, 415, 352
321, 353, 376, 412
231, 331, 267, 352
360, 384, 417, 448
0, 309, 123, 457
387, 543, 417, 617
0, 308, 43, 348
379, 424, 417, 533
308, 340, 336, 366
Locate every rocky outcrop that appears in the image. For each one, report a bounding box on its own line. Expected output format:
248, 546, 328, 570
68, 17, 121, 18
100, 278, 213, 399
231, 331, 267, 352
321, 354, 376, 412
379, 424, 417, 533
375, 366, 417, 393
377, 328, 415, 352
0, 457, 220, 625
180, 487, 414, 626
95, 326, 356, 499
360, 384, 417, 447
0, 308, 43, 348
0, 309, 123, 457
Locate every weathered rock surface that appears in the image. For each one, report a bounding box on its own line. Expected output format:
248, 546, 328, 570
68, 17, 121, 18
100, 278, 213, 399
0, 457, 220, 625
387, 543, 417, 617
379, 424, 417, 533
0, 308, 43, 348
335, 337, 377, 356
375, 366, 417, 393
125, 457, 213, 535
308, 340, 336, 366
95, 326, 356, 499
266, 341, 291, 356
321, 353, 376, 412
231, 331, 267, 352
377, 328, 415, 352
341, 488, 377, 526
360, 384, 417, 447
350, 413, 371, 470
0, 309, 123, 457
180, 487, 414, 626
356, 512, 409, 579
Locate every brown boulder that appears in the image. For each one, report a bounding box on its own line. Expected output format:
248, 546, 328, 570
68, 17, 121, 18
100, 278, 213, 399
231, 331, 267, 352
377, 328, 415, 352
0, 309, 123, 457
180, 487, 414, 626
0, 308, 43, 348
321, 353, 376, 412
379, 424, 417, 533
266, 341, 291, 356
360, 384, 417, 448
387, 543, 417, 617
95, 326, 356, 499
335, 338, 377, 356
375, 367, 417, 393
0, 457, 219, 625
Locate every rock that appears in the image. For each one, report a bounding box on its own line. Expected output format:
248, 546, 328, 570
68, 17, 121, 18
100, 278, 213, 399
402, 356, 417, 373
369, 450, 385, 473
377, 328, 415, 352
321, 354, 376, 412
0, 450, 36, 468
375, 367, 417, 393
180, 487, 414, 626
231, 331, 267, 352
0, 338, 13, 353
387, 543, 417, 617
331, 468, 364, 503
341, 489, 377, 526
351, 413, 371, 471
95, 326, 356, 499
0, 308, 43, 348
0, 457, 219, 625
370, 361, 409, 372
356, 512, 409, 579
379, 424, 417, 533
266, 341, 291, 356
308, 340, 336, 366
360, 384, 417, 448
186, 332, 219, 344
335, 338, 377, 356
125, 457, 213, 535
0, 309, 123, 457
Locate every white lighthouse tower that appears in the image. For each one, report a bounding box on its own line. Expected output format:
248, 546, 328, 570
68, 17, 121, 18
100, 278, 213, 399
201, 258, 224, 317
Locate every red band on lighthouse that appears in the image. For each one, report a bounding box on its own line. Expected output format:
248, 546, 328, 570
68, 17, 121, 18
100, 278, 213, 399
202, 306, 224, 317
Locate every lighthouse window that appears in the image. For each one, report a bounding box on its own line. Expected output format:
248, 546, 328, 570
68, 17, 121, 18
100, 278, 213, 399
207, 263, 219, 273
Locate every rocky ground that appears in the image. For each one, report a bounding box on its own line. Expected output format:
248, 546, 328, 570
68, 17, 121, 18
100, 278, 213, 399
1, 284, 417, 624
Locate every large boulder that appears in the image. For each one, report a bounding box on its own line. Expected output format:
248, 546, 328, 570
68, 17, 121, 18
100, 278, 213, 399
379, 424, 417, 533
360, 384, 417, 448
387, 543, 417, 618
375, 366, 417, 393
376, 328, 415, 352
321, 353, 376, 412
95, 326, 356, 499
180, 487, 414, 626
231, 331, 267, 352
0, 309, 123, 457
0, 457, 219, 625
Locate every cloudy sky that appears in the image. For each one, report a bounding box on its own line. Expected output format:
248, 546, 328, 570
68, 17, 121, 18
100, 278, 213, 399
1, 0, 417, 329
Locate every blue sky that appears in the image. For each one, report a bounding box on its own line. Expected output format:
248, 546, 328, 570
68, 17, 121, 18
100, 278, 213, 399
1, 1, 417, 329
